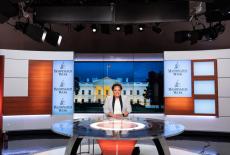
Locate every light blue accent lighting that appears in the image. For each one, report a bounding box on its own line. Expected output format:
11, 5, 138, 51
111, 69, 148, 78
164, 60, 192, 97
194, 99, 215, 114
52, 60, 74, 115
193, 61, 214, 76
194, 80, 215, 95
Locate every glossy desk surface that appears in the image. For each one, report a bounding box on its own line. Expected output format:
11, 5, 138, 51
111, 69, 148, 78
52, 117, 184, 140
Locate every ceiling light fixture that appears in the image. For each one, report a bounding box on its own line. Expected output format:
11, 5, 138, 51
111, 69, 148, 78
115, 25, 121, 31
15, 22, 47, 42
91, 24, 97, 33
138, 24, 145, 32
45, 30, 62, 46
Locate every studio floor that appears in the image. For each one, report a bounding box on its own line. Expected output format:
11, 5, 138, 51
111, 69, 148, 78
1, 131, 230, 155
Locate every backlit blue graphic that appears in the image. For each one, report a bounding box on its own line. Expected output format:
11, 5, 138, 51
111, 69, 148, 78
53, 60, 74, 115
164, 60, 192, 97
194, 99, 215, 114
74, 62, 163, 82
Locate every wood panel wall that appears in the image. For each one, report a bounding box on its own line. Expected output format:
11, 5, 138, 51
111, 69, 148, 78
3, 60, 53, 115
165, 59, 218, 116
192, 59, 218, 116
165, 97, 194, 115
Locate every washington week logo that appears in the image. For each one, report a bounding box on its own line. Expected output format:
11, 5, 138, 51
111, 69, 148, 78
53, 61, 74, 114
54, 80, 72, 94
168, 80, 188, 95
165, 61, 191, 96
174, 80, 180, 87
54, 98, 72, 112
60, 80, 65, 87
54, 61, 72, 76
60, 98, 65, 105
168, 61, 187, 76
60, 62, 65, 70
174, 62, 179, 69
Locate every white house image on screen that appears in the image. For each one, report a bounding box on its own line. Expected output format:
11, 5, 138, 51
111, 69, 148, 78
74, 76, 151, 106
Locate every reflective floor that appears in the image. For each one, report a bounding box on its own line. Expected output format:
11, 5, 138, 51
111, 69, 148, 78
1, 131, 230, 155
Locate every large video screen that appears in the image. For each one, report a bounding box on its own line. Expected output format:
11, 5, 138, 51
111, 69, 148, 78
74, 61, 164, 113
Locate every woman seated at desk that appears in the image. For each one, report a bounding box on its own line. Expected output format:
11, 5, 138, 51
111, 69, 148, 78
100, 83, 135, 155
103, 83, 132, 119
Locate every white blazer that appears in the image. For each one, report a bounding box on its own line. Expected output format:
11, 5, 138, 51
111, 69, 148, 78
103, 95, 132, 115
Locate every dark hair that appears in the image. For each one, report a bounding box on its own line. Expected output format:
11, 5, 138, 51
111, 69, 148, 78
112, 83, 122, 90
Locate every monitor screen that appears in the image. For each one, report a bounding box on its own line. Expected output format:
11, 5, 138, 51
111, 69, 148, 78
74, 60, 163, 113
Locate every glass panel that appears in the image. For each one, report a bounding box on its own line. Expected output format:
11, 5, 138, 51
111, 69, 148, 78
74, 62, 104, 113
194, 99, 215, 114
194, 80, 215, 95
193, 61, 214, 76
133, 62, 164, 112
52, 118, 185, 139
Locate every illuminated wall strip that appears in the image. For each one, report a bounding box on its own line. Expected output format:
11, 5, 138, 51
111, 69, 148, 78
193, 61, 214, 76
164, 60, 192, 97
192, 59, 217, 116
194, 80, 215, 95
164, 60, 192, 115
0, 56, 4, 130
52, 61, 74, 115
194, 99, 215, 114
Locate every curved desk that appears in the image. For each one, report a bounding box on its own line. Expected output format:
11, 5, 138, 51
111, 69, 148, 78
52, 118, 184, 155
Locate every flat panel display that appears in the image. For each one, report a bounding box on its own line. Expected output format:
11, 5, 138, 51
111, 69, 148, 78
74, 61, 163, 113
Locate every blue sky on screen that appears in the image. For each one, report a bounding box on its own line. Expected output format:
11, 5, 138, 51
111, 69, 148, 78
74, 61, 163, 82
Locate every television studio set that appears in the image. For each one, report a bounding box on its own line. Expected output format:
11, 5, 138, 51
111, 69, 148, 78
0, 0, 230, 155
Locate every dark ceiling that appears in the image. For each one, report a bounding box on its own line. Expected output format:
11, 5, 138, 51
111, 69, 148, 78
14, 0, 213, 6
2, 0, 229, 24
1, 0, 230, 52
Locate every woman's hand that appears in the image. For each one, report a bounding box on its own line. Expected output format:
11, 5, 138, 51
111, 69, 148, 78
112, 114, 123, 119
123, 111, 129, 117
107, 112, 123, 119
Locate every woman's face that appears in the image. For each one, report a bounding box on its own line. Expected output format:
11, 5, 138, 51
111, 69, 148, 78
113, 86, 121, 98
